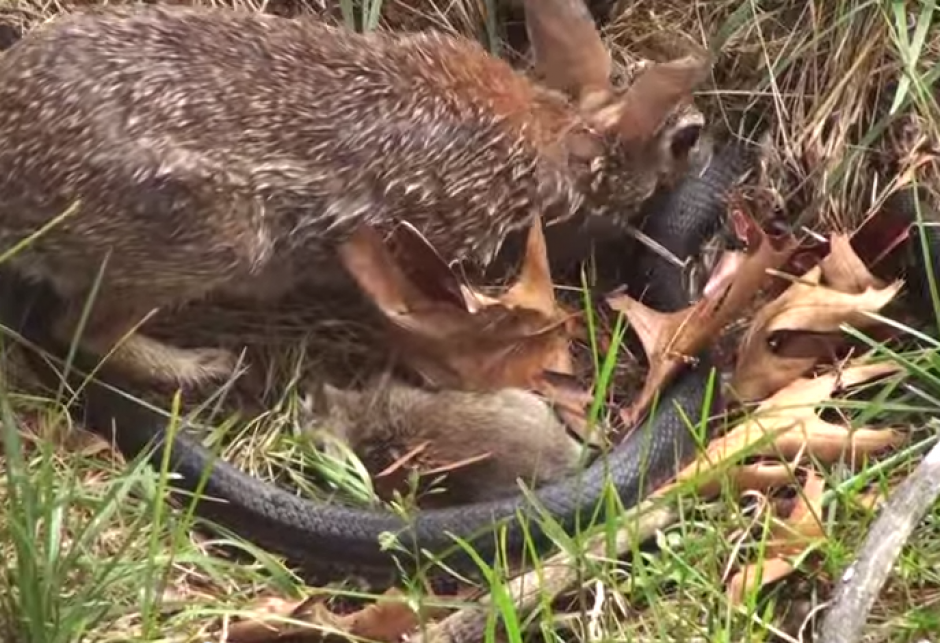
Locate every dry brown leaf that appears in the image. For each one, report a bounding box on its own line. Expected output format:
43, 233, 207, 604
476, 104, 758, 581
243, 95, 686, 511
224, 595, 333, 642
603, 297, 707, 427
769, 272, 897, 335
224, 589, 434, 643
608, 209, 797, 427
819, 233, 888, 294
727, 555, 798, 605
340, 218, 596, 441
340, 219, 575, 392
659, 360, 905, 498
336, 591, 428, 642
732, 230, 903, 404
726, 469, 828, 604
731, 251, 903, 403
342, 258, 545, 385
849, 195, 919, 272
775, 193, 917, 290
785, 471, 827, 544
483, 218, 579, 378
339, 225, 440, 319
692, 462, 796, 498
497, 212, 559, 319
386, 221, 470, 311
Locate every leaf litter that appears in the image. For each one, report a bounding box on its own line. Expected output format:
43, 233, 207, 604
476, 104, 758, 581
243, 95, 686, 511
221, 588, 448, 643
215, 185, 928, 639
339, 217, 580, 398
606, 204, 799, 428
731, 232, 904, 403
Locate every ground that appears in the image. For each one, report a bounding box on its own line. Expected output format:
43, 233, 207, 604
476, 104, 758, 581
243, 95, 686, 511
0, 0, 938, 642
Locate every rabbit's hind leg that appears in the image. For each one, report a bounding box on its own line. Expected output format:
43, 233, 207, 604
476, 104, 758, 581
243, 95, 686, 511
51, 294, 238, 390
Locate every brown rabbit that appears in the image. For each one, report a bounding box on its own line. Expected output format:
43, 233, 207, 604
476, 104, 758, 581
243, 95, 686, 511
302, 380, 587, 504
0, 1, 709, 389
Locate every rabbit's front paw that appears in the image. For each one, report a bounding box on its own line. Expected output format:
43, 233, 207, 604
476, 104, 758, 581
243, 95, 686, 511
189, 347, 241, 383
156, 346, 242, 388
108, 333, 243, 390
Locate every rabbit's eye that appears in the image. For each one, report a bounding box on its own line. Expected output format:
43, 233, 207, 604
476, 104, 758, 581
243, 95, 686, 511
670, 124, 702, 160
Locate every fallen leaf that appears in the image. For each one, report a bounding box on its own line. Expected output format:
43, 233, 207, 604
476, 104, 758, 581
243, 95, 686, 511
337, 591, 428, 642
224, 589, 435, 643
775, 193, 916, 295
340, 224, 447, 320
497, 211, 561, 319
727, 469, 828, 604
340, 219, 576, 392
658, 359, 905, 498
483, 218, 580, 378
386, 220, 470, 311
785, 471, 826, 541
692, 462, 797, 498
731, 246, 903, 403
819, 233, 888, 294
727, 556, 798, 606
608, 208, 797, 427
224, 595, 333, 642
339, 218, 597, 442
850, 194, 917, 272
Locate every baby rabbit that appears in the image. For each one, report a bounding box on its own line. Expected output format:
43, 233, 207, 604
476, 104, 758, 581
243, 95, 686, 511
0, 1, 709, 388
302, 380, 587, 504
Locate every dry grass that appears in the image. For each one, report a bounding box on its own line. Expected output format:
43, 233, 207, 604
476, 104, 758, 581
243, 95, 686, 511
0, 0, 938, 641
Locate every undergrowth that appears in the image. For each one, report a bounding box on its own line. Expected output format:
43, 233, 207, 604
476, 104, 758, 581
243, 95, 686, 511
0, 0, 937, 641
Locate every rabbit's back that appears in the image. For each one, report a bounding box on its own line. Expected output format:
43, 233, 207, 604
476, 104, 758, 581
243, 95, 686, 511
0, 5, 582, 297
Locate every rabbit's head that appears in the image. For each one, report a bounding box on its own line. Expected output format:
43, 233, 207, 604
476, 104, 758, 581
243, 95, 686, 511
522, 0, 710, 222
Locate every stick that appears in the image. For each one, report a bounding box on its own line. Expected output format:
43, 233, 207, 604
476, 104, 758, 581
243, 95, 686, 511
409, 500, 679, 643
818, 435, 940, 643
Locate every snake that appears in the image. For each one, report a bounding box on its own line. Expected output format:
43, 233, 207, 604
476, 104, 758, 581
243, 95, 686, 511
1, 135, 935, 588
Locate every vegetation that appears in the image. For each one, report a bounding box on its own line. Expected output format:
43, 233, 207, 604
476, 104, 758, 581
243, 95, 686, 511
0, 0, 938, 641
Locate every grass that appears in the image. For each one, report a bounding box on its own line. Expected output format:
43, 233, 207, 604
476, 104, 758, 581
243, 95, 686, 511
0, 0, 939, 641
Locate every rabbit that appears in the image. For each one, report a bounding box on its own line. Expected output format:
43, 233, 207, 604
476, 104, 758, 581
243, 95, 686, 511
0, 1, 710, 389
301, 379, 588, 504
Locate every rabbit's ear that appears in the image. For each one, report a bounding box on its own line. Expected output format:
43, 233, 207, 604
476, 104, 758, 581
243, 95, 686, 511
522, 0, 612, 103
595, 55, 711, 145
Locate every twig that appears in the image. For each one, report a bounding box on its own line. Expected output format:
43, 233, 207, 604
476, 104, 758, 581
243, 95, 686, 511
408, 500, 679, 643
818, 434, 940, 643
623, 223, 690, 269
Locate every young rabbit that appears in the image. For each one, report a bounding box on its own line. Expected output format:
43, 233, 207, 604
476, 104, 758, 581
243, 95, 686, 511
302, 380, 587, 504
0, 1, 709, 388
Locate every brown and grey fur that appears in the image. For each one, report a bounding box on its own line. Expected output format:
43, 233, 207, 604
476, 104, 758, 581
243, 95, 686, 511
303, 381, 586, 504
0, 1, 709, 388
